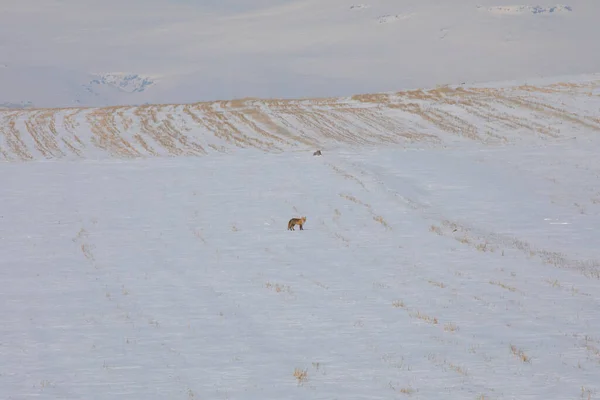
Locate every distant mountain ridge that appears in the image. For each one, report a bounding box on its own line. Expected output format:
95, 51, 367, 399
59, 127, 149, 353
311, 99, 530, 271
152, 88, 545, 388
85, 73, 156, 94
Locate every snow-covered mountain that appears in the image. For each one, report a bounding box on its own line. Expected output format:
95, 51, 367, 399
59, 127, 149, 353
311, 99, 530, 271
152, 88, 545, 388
85, 73, 156, 94
0, 0, 599, 108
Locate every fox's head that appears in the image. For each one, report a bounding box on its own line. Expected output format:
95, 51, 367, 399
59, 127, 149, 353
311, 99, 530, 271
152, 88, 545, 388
302, 216, 307, 222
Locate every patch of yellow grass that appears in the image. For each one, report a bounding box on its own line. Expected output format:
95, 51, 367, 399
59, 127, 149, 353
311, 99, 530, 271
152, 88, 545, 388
333, 232, 350, 246
340, 193, 370, 208
373, 215, 391, 230
475, 241, 495, 252
444, 322, 459, 332
328, 164, 367, 189
490, 280, 518, 292
510, 344, 531, 363
392, 300, 405, 308
410, 311, 438, 325
399, 387, 415, 395
293, 367, 308, 385
581, 386, 595, 400
428, 280, 446, 289
447, 362, 468, 376
429, 225, 443, 235
265, 282, 292, 294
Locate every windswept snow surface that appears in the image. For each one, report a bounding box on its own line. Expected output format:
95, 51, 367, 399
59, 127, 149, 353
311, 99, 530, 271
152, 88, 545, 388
1, 76, 600, 399
485, 4, 573, 15
0, 0, 599, 107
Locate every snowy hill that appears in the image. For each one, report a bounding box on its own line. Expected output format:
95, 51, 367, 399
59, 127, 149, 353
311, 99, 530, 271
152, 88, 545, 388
1, 75, 600, 399
1, 0, 599, 108
1, 73, 600, 162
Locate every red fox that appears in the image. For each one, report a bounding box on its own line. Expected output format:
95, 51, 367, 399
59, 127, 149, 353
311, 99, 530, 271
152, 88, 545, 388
288, 216, 307, 231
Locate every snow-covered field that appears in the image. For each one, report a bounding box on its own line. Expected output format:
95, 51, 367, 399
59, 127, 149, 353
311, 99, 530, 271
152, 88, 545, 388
1, 75, 600, 399
1, 0, 599, 107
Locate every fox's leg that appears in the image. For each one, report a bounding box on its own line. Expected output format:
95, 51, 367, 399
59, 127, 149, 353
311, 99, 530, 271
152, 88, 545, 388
299, 224, 303, 230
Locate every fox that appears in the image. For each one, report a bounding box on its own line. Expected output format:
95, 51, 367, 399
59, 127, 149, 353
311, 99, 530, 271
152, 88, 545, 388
288, 216, 307, 231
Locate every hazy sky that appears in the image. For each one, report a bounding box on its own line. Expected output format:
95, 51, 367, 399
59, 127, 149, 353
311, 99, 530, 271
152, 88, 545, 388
1, 0, 599, 106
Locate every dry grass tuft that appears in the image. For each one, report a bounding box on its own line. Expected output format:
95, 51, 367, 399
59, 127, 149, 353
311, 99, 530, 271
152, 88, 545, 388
399, 387, 415, 395
340, 193, 370, 208
581, 386, 595, 400
457, 236, 470, 244
373, 215, 392, 230
444, 322, 459, 332
392, 300, 406, 308
265, 282, 292, 293
428, 280, 446, 289
293, 367, 308, 385
545, 278, 561, 288
429, 225, 443, 235
328, 164, 367, 189
81, 243, 95, 261
192, 228, 207, 243
489, 280, 518, 292
510, 344, 531, 363
475, 241, 495, 252
410, 311, 438, 325
333, 232, 350, 246
448, 362, 468, 376
583, 338, 600, 362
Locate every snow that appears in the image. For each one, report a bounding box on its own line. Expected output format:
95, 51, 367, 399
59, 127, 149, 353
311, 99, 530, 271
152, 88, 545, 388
350, 4, 371, 10
485, 4, 574, 15
1, 0, 600, 395
377, 14, 415, 24
0, 0, 599, 107
1, 74, 600, 399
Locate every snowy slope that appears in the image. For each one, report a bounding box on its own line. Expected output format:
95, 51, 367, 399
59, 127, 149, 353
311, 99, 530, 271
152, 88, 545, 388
1, 75, 600, 399
1, 73, 599, 162
2, 146, 600, 399
1, 0, 599, 107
